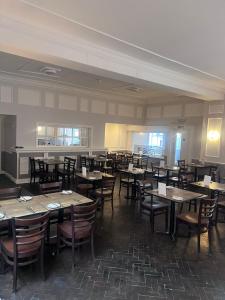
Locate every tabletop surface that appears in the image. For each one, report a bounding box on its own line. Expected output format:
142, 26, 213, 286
191, 181, 225, 191
120, 168, 145, 175
148, 186, 205, 203
187, 163, 211, 168
0, 191, 92, 221
43, 159, 65, 165
76, 171, 114, 181
154, 165, 180, 171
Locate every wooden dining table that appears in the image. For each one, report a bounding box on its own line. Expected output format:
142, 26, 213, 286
76, 171, 113, 182
0, 191, 92, 221
154, 165, 180, 185
43, 158, 65, 180
191, 181, 225, 198
187, 163, 216, 181
147, 187, 205, 240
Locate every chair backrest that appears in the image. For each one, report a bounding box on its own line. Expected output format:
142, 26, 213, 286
179, 172, 194, 189
0, 187, 22, 200
136, 180, 153, 202
101, 176, 116, 192
80, 156, 87, 168
12, 212, 49, 258
38, 160, 46, 172
178, 160, 185, 168
198, 198, 216, 225
70, 202, 97, 239
39, 182, 62, 194
69, 158, 76, 171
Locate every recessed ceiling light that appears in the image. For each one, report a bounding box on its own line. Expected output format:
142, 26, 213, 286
40, 66, 62, 76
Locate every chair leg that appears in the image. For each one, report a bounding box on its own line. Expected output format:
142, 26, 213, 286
40, 243, 45, 280
165, 209, 169, 232
208, 226, 212, 254
197, 228, 201, 253
72, 242, 75, 270
57, 228, 61, 255
13, 260, 17, 293
215, 206, 219, 226
150, 211, 154, 233
91, 232, 95, 260
179, 203, 184, 213
119, 182, 122, 195
111, 197, 114, 212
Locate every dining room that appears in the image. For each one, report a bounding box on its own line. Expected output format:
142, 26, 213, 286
1, 0, 225, 299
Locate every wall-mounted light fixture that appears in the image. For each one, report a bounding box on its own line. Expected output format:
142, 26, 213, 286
207, 130, 220, 141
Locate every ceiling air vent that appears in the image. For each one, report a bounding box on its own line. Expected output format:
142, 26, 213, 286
40, 66, 62, 76
126, 86, 143, 93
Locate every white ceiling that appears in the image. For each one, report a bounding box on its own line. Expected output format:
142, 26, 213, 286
0, 51, 188, 101
22, 0, 225, 82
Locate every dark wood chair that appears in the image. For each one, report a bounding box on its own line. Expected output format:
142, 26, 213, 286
39, 182, 62, 240
151, 163, 167, 183
102, 159, 113, 174
178, 160, 186, 168
92, 176, 116, 213
80, 156, 88, 170
38, 160, 54, 183
29, 157, 40, 184
0, 187, 22, 237
215, 193, 225, 225
136, 180, 169, 233
57, 158, 76, 187
0, 187, 21, 200
140, 156, 149, 169
39, 181, 62, 194
176, 198, 216, 253
119, 171, 134, 198
57, 202, 97, 269
0, 212, 49, 292
75, 175, 94, 197
179, 172, 197, 212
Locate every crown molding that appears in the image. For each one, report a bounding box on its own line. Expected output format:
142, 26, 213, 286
0, 13, 225, 101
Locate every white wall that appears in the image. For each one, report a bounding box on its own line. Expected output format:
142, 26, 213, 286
0, 76, 145, 151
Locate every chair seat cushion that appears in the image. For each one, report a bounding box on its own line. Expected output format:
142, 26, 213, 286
141, 200, 168, 210
177, 212, 208, 225
170, 177, 179, 181
58, 221, 92, 239
95, 188, 112, 196
77, 183, 93, 190
218, 201, 225, 208
1, 235, 42, 258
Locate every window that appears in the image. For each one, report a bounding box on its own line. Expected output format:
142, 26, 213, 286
148, 132, 165, 157
37, 125, 91, 147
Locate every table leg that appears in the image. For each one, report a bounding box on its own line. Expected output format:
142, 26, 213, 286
169, 201, 176, 240
55, 164, 59, 181
166, 170, 170, 185
194, 167, 198, 181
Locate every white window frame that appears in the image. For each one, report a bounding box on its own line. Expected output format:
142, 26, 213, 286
36, 123, 93, 148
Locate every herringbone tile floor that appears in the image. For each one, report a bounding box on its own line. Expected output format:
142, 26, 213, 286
1, 175, 225, 299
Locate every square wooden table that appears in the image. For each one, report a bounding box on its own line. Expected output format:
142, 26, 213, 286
43, 158, 65, 180
191, 181, 225, 198
120, 168, 146, 198
147, 187, 205, 240
154, 165, 180, 185
0, 191, 92, 221
187, 163, 216, 181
